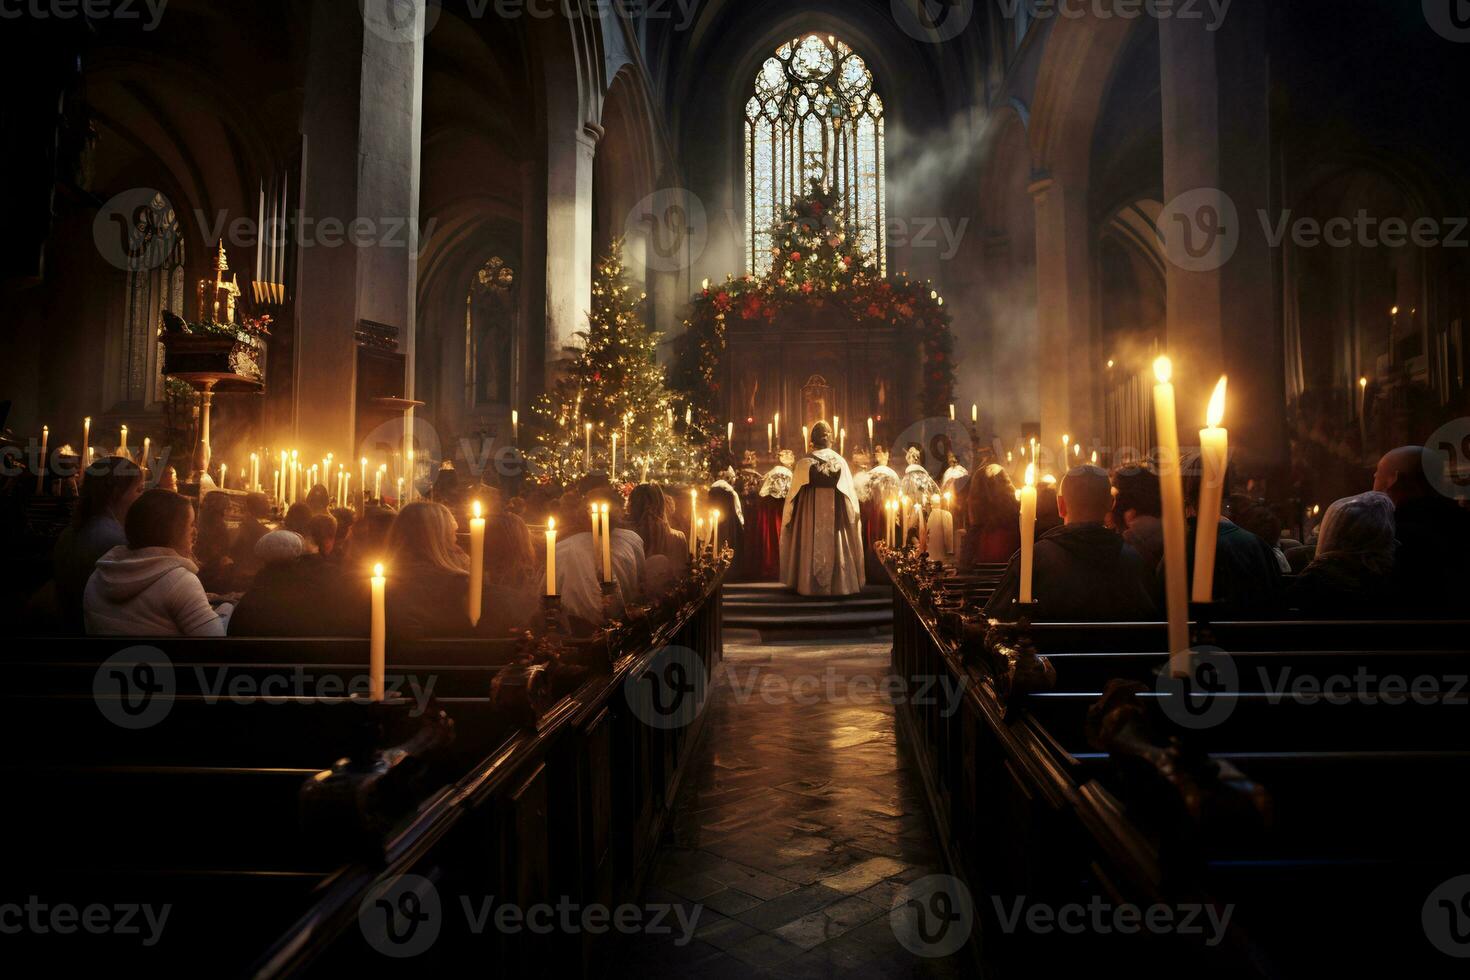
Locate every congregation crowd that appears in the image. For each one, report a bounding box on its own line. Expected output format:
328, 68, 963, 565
16, 438, 1470, 641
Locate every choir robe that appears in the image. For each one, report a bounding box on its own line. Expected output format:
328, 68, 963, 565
779, 449, 865, 597
735, 467, 764, 580
756, 464, 793, 581
854, 465, 900, 580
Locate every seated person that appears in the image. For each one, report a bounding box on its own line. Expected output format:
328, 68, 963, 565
52, 455, 144, 633
959, 463, 1020, 568
84, 489, 233, 636
476, 512, 540, 638
1110, 463, 1163, 572
626, 483, 689, 596
985, 465, 1156, 622
228, 529, 369, 636
1286, 491, 1399, 617
1373, 445, 1470, 616
383, 501, 473, 641
308, 512, 338, 560
554, 491, 646, 631
342, 506, 397, 575
227, 492, 274, 584
1173, 452, 1282, 618
194, 490, 237, 593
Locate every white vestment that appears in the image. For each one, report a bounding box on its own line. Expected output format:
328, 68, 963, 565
779, 449, 866, 597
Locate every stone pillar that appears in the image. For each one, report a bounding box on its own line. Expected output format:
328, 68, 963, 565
293, 0, 425, 462
1159, 1, 1281, 470
1029, 172, 1096, 453
544, 125, 599, 378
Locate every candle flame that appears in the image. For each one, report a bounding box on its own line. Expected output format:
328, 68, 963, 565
548, 517, 556, 531
373, 562, 384, 578
1359, 376, 1368, 389
472, 500, 482, 519
600, 503, 609, 514
1153, 356, 1173, 385
1091, 451, 1099, 464
1025, 462, 1036, 487
1206, 375, 1228, 428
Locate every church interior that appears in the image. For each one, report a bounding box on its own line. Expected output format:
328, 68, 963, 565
2, 0, 1469, 975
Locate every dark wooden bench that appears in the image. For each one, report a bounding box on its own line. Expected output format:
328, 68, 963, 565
883, 554, 1470, 978
1, 565, 728, 974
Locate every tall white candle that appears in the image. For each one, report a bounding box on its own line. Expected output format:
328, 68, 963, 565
82, 417, 91, 465
600, 503, 612, 582
710, 508, 720, 552
774, 412, 781, 444
360, 457, 368, 499
142, 436, 150, 472
585, 423, 593, 472
1019, 463, 1037, 603
545, 518, 557, 596
511, 409, 519, 446
251, 453, 260, 492
468, 500, 485, 626
689, 490, 698, 556
1153, 357, 1190, 677
1192, 377, 1229, 603
119, 425, 128, 456
611, 432, 619, 476
589, 503, 603, 580
726, 421, 733, 446
370, 563, 386, 701
867, 417, 874, 445
971, 404, 978, 424
219, 463, 227, 490
767, 423, 773, 453
35, 426, 49, 493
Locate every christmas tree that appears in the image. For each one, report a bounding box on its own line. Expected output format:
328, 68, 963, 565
531, 238, 702, 486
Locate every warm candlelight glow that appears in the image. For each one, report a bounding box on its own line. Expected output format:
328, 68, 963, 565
1025, 462, 1036, 487
1154, 355, 1172, 385
1206, 376, 1228, 428
1359, 376, 1368, 389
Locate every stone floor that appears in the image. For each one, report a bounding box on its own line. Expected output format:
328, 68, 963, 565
618, 639, 979, 978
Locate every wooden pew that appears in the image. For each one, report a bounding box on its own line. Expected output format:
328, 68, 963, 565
880, 552, 1470, 978
1, 564, 728, 974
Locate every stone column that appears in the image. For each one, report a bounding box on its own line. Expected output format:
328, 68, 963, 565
544, 125, 600, 379
1159, 1, 1281, 470
1029, 172, 1097, 453
293, 0, 425, 462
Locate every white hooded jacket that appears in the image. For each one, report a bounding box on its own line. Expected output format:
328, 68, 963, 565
83, 546, 230, 637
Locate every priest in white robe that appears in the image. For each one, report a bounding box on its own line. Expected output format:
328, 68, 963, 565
779, 422, 865, 596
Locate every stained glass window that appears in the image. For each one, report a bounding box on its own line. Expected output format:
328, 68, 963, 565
745, 34, 886, 276
465, 257, 518, 407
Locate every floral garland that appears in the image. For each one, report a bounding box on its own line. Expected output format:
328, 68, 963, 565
674, 181, 955, 434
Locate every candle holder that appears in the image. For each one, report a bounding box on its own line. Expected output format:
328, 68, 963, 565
1187, 601, 1218, 651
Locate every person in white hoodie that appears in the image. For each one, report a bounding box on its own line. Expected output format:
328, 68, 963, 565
84, 489, 233, 636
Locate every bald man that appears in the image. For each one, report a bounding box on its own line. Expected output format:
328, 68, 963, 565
1371, 445, 1470, 615
984, 465, 1156, 621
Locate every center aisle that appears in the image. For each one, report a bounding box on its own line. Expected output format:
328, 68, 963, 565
619, 637, 978, 977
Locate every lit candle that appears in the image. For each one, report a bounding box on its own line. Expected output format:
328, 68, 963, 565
726, 421, 733, 446
341, 472, 351, 509
1074, 443, 1081, 459
338, 465, 346, 507
82, 417, 91, 465
611, 431, 619, 476
867, 417, 874, 444
1062, 434, 1070, 468
468, 500, 485, 626
370, 563, 386, 701
545, 518, 558, 596
119, 425, 128, 456
375, 465, 385, 501
839, 428, 846, 456
1019, 463, 1037, 604
689, 490, 698, 556
696, 517, 705, 553
585, 422, 593, 472
1152, 356, 1190, 677
360, 457, 368, 498
971, 404, 978, 424
767, 422, 774, 453
685, 407, 692, 427
396, 476, 404, 503
589, 503, 603, 580
511, 409, 519, 446
291, 451, 298, 504
142, 436, 150, 470
833, 415, 839, 441
251, 453, 260, 492
949, 405, 955, 421
1358, 376, 1368, 447
710, 508, 720, 552
774, 412, 781, 444
916, 501, 928, 554
801, 425, 809, 450
1091, 450, 1098, 465
600, 503, 612, 582
36, 425, 48, 493
405, 450, 415, 502
219, 462, 227, 489
1192, 377, 1229, 604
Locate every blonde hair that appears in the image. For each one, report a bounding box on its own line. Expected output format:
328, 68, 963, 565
387, 501, 469, 576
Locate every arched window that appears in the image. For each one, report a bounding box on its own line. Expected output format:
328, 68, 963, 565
465, 256, 518, 407
745, 34, 886, 276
